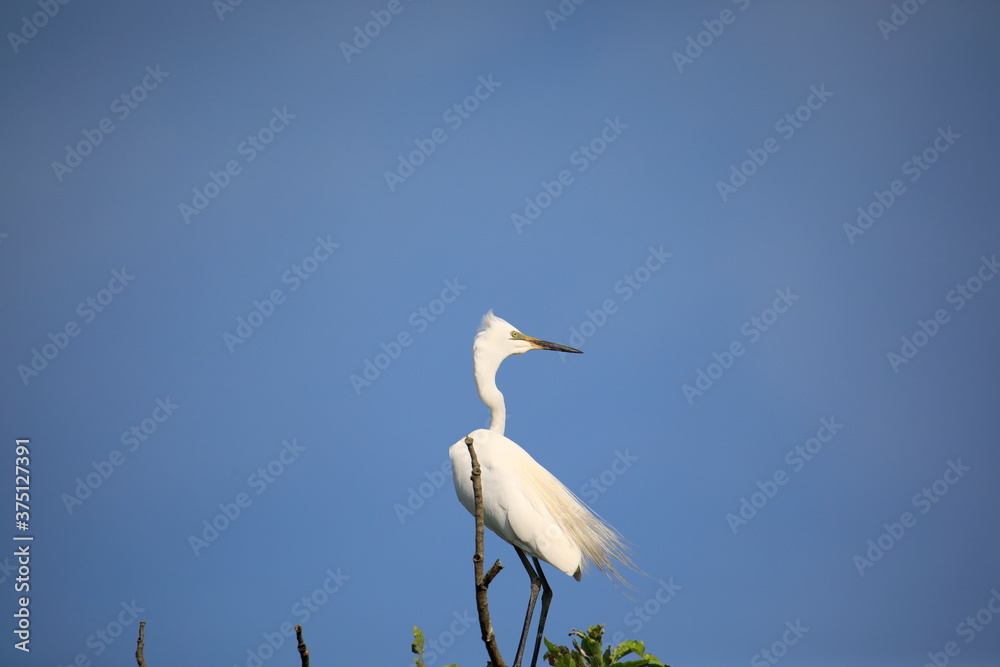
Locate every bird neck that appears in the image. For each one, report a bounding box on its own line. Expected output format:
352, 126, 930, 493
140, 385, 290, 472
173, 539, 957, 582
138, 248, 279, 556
474, 348, 507, 435
482, 386, 506, 434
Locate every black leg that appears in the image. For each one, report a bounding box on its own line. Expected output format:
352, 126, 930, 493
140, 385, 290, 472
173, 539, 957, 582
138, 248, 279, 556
529, 557, 552, 667
512, 547, 540, 667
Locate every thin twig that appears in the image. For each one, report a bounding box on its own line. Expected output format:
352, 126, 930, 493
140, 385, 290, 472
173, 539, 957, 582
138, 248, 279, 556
466, 435, 506, 667
135, 621, 147, 667
484, 559, 504, 588
295, 625, 310, 667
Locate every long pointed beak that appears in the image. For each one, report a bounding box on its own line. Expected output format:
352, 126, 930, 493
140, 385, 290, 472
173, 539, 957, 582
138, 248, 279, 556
526, 337, 582, 354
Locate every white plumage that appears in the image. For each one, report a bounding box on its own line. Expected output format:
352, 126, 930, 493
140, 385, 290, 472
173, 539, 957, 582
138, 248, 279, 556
450, 427, 628, 580
448, 311, 633, 667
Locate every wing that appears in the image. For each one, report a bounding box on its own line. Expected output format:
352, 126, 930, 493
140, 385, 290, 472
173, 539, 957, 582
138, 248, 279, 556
450, 429, 583, 578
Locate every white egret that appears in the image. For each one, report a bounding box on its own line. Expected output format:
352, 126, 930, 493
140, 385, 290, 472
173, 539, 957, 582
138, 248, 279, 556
449, 311, 634, 667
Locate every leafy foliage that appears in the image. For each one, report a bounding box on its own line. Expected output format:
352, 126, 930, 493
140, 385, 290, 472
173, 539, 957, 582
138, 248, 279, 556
411, 623, 666, 667
543, 625, 668, 667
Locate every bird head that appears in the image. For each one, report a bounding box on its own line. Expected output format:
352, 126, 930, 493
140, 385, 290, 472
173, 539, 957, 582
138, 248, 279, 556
475, 311, 583, 361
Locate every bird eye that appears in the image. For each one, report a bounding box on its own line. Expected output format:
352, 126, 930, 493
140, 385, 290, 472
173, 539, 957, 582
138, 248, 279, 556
510, 331, 522, 339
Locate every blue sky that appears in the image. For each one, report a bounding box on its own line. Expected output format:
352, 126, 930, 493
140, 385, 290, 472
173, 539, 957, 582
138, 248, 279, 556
2, 2, 999, 666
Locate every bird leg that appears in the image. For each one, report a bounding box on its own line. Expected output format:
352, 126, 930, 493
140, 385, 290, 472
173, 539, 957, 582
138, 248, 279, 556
512, 547, 541, 667
529, 557, 552, 667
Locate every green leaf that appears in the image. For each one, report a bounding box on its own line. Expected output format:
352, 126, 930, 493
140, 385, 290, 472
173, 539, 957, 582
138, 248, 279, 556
580, 625, 605, 665
611, 639, 646, 661
546, 647, 576, 666
602, 628, 666, 666
615, 654, 667, 667
411, 626, 426, 667
581, 635, 603, 660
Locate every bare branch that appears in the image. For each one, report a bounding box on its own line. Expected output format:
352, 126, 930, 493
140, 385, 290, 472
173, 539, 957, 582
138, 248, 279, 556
135, 621, 147, 667
295, 624, 310, 667
466, 435, 506, 667
484, 558, 504, 588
